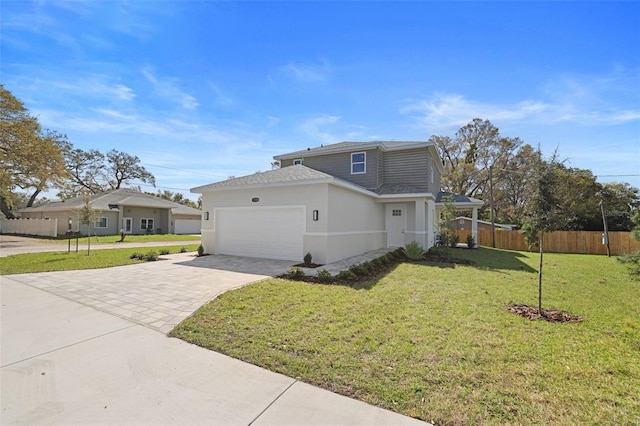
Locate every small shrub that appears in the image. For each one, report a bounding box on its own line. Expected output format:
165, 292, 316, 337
403, 241, 426, 260
317, 269, 333, 283
144, 251, 158, 261
159, 249, 170, 255
337, 270, 357, 282
439, 232, 450, 248
371, 257, 382, 267
449, 234, 460, 248
384, 253, 395, 263
466, 235, 476, 249
179, 246, 188, 253
349, 264, 368, 276
130, 252, 144, 260
197, 244, 205, 256
287, 266, 305, 278
303, 252, 313, 266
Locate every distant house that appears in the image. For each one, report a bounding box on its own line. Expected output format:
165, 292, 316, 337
451, 216, 514, 231
19, 188, 202, 236
192, 141, 483, 264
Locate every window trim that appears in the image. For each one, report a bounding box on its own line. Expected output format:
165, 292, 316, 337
94, 217, 108, 228
140, 218, 155, 231
351, 152, 366, 175
293, 159, 302, 165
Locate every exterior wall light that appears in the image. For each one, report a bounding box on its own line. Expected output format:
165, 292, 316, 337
313, 210, 319, 221
204, 212, 209, 220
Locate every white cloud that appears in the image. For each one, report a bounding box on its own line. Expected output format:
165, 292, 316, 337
282, 61, 331, 83
142, 68, 199, 110
298, 114, 341, 144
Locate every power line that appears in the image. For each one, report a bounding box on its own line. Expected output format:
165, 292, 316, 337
143, 163, 226, 178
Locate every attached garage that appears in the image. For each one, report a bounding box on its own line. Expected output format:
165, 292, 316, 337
174, 219, 201, 234
215, 207, 304, 261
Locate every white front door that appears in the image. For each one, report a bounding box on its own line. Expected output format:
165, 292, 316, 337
122, 217, 133, 233
386, 204, 406, 247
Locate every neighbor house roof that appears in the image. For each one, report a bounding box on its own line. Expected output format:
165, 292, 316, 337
436, 191, 484, 207
20, 188, 200, 215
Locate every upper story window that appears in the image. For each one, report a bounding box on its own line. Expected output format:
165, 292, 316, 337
293, 159, 302, 165
351, 152, 366, 174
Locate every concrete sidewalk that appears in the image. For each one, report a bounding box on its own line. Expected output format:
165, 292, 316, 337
1, 270, 430, 425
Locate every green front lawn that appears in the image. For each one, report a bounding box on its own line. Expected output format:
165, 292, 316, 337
171, 248, 640, 425
0, 244, 199, 274
50, 233, 200, 244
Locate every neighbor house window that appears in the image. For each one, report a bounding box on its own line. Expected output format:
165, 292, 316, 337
293, 159, 302, 165
141, 218, 154, 231
94, 217, 108, 228
351, 152, 366, 174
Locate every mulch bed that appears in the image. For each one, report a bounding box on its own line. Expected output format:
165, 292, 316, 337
507, 304, 583, 323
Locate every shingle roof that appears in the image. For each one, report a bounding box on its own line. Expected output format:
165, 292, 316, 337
20, 188, 201, 214
274, 141, 429, 160
436, 191, 484, 205
191, 165, 334, 192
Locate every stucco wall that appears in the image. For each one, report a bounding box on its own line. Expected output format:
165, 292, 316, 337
199, 182, 387, 264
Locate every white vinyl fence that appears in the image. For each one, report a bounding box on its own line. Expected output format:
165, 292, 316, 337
0, 218, 58, 237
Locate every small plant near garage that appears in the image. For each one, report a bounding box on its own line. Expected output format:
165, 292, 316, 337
179, 246, 189, 253
144, 251, 158, 261
197, 244, 205, 256
402, 241, 425, 260
287, 266, 305, 278
316, 269, 333, 283
130, 252, 145, 260
159, 249, 171, 255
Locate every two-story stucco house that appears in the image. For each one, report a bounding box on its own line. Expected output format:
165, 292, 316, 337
192, 141, 483, 264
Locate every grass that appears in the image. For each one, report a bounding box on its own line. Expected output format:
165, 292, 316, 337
171, 247, 640, 425
47, 233, 200, 244
0, 244, 199, 274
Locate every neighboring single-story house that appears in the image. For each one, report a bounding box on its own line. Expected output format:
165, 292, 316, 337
19, 188, 202, 236
451, 216, 515, 231
192, 141, 483, 264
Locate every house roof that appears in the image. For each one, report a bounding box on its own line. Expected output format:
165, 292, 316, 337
436, 191, 484, 206
191, 165, 336, 193
275, 141, 428, 159
274, 140, 445, 174
20, 188, 201, 215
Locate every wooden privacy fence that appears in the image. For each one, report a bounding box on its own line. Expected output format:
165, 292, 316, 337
454, 229, 640, 256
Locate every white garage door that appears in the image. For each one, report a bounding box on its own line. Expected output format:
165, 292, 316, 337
174, 219, 201, 234
216, 207, 304, 261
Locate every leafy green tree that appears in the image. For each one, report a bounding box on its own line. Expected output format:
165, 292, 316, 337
522, 154, 572, 315
1, 84, 68, 217
106, 149, 155, 190
617, 210, 640, 278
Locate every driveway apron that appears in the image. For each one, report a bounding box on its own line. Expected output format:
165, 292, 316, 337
5, 253, 293, 334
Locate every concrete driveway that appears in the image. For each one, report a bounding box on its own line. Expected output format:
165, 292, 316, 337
1, 254, 429, 425
4, 252, 292, 334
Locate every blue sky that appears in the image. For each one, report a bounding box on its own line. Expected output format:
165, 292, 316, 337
2, 1, 639, 202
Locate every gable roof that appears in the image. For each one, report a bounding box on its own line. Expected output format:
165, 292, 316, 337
20, 188, 200, 214
274, 141, 428, 159
192, 164, 335, 193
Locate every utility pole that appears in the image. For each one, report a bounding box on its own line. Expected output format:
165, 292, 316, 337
600, 200, 611, 257
489, 165, 496, 248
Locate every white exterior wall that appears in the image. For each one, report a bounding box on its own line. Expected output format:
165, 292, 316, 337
321, 185, 385, 263
199, 182, 386, 264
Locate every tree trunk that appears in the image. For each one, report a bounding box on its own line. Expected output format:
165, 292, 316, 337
538, 232, 544, 316
0, 196, 16, 219
87, 224, 91, 255
26, 188, 41, 208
